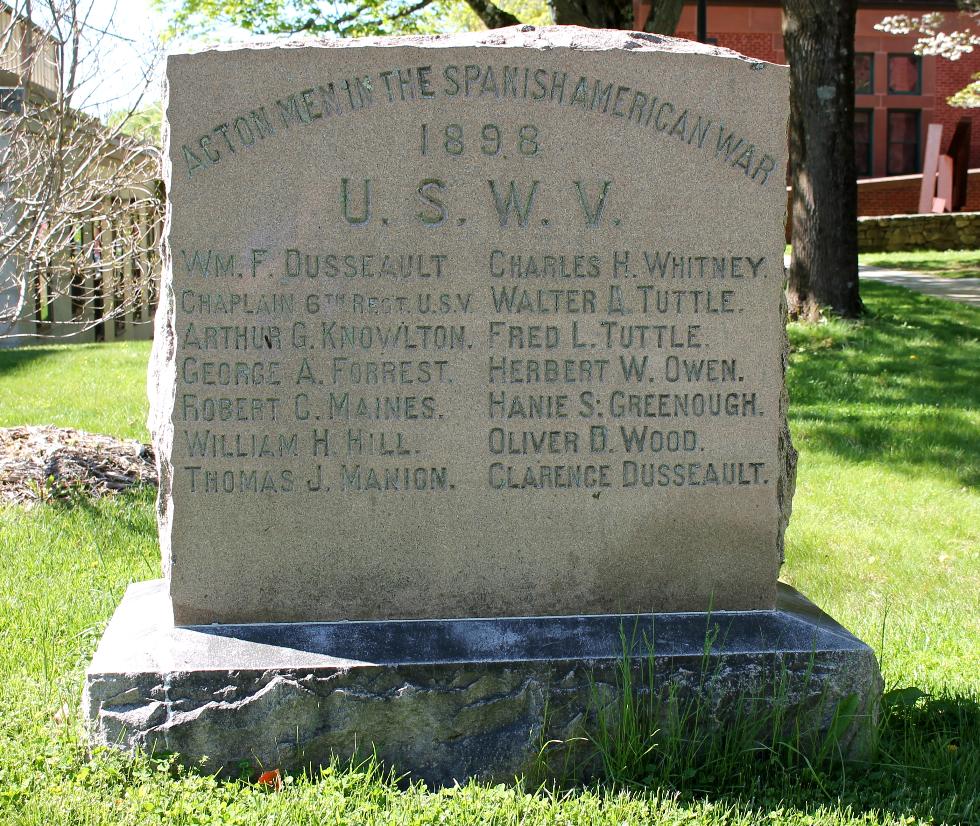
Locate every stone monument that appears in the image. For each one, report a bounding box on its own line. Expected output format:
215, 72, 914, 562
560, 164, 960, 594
85, 26, 881, 784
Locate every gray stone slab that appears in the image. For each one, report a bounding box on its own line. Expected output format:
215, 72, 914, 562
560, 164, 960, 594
85, 579, 881, 785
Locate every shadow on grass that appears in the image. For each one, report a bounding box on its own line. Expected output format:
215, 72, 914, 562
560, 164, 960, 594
705, 690, 979, 826
0, 344, 62, 376
538, 688, 979, 826
788, 281, 980, 487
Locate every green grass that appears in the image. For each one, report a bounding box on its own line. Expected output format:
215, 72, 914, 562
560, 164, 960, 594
0, 281, 977, 824
784, 284, 979, 693
858, 249, 980, 279
0, 342, 151, 440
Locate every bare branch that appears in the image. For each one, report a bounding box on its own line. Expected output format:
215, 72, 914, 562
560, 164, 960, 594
0, 0, 164, 342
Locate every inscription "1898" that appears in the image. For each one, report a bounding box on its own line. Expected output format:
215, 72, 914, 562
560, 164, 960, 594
420, 123, 541, 157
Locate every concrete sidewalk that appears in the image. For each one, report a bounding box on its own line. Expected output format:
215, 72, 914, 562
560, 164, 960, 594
783, 255, 980, 308
858, 265, 980, 308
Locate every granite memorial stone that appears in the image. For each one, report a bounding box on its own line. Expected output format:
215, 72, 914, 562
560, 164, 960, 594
85, 26, 881, 783
155, 25, 794, 625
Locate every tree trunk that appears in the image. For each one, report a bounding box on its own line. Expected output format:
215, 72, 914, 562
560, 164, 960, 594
547, 0, 681, 32
783, 0, 863, 319
465, 0, 683, 34
645, 0, 683, 34
548, 0, 632, 28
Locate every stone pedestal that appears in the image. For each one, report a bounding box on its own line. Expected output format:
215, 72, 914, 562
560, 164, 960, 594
85, 580, 881, 785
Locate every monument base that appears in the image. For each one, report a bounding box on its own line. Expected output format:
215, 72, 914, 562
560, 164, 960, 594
85, 580, 881, 786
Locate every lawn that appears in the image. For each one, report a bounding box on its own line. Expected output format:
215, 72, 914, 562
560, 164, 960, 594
0, 281, 977, 825
858, 249, 980, 279
0, 341, 151, 440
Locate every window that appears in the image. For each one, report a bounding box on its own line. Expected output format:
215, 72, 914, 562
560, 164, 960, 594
855, 53, 874, 94
855, 109, 874, 177
887, 110, 920, 175
888, 54, 921, 95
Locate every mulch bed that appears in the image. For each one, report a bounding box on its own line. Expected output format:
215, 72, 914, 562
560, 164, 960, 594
0, 426, 157, 506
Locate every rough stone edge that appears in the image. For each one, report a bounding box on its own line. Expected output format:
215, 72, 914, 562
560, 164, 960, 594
771, 82, 796, 567
84, 650, 881, 786
148, 65, 176, 588
164, 24, 786, 67
84, 582, 882, 785
777, 278, 798, 565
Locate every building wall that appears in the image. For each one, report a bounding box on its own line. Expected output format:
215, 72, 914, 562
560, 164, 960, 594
676, 4, 979, 178
0, 191, 161, 347
856, 168, 980, 215
0, 3, 60, 94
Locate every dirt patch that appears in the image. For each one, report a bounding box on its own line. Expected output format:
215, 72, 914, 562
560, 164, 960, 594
0, 426, 157, 506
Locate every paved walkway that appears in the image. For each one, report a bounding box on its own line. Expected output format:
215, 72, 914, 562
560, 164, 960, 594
783, 255, 980, 308
858, 265, 980, 308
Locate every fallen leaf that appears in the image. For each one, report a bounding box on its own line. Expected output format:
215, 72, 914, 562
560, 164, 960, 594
257, 769, 283, 791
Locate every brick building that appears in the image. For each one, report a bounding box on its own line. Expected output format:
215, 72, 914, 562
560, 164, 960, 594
673, 1, 979, 214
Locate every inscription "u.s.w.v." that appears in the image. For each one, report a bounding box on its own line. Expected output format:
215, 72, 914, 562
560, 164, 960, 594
330, 177, 615, 229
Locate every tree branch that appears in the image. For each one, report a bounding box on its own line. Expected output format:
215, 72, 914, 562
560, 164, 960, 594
390, 0, 438, 21
463, 0, 520, 29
